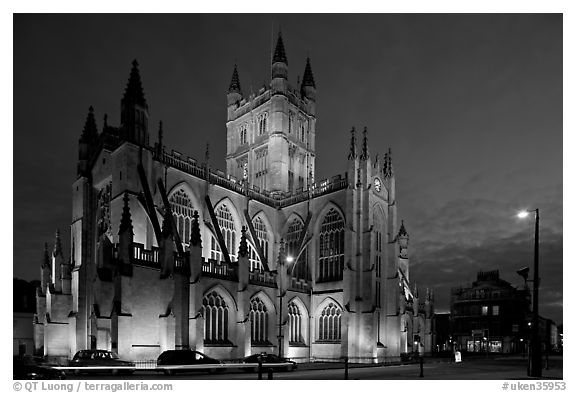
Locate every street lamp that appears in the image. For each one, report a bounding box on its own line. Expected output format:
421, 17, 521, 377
277, 238, 295, 357
517, 208, 541, 377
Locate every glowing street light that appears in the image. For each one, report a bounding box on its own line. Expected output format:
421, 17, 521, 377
518, 208, 541, 377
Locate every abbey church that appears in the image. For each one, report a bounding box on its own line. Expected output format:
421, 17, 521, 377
34, 33, 434, 363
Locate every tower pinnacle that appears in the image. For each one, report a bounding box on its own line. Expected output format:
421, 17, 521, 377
272, 32, 288, 65
348, 127, 357, 160
118, 192, 134, 236
228, 64, 242, 94
360, 127, 369, 161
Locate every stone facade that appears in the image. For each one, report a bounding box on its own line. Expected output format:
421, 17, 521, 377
34, 34, 433, 363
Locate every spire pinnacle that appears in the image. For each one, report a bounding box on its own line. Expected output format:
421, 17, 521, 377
398, 220, 408, 237
53, 229, 63, 257
347, 127, 357, 160
301, 57, 315, 88
189, 210, 201, 247
360, 127, 369, 161
272, 32, 288, 65
118, 192, 134, 236
384, 148, 393, 178
81, 106, 98, 141
228, 64, 242, 94
122, 59, 147, 107
238, 226, 248, 258
42, 242, 51, 268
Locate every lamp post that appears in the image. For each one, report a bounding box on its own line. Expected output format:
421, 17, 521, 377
277, 238, 294, 358
518, 208, 541, 377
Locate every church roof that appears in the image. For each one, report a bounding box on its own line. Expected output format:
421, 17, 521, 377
122, 60, 147, 107
228, 64, 242, 94
273, 32, 288, 64
301, 57, 315, 88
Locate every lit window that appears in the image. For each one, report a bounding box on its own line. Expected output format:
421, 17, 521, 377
318, 303, 342, 342
213, 204, 236, 261
169, 189, 194, 246
258, 113, 268, 135
318, 209, 345, 282
492, 305, 499, 316
288, 301, 304, 344
202, 291, 229, 344
287, 218, 309, 280
250, 297, 269, 345
482, 306, 488, 316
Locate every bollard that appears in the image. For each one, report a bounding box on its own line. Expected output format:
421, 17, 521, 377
267, 368, 274, 380
344, 356, 349, 380
258, 358, 263, 380
419, 356, 424, 378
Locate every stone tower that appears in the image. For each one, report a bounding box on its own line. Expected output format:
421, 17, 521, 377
225, 32, 317, 194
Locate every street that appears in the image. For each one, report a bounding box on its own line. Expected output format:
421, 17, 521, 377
72, 355, 562, 380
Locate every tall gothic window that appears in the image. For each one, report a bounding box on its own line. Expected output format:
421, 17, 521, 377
253, 216, 268, 258
258, 112, 268, 135
169, 189, 194, 245
239, 124, 248, 145
287, 218, 309, 280
202, 291, 229, 344
214, 204, 236, 261
318, 209, 345, 282
318, 303, 342, 342
248, 244, 262, 271
288, 112, 294, 134
250, 297, 269, 345
254, 148, 268, 191
288, 301, 304, 344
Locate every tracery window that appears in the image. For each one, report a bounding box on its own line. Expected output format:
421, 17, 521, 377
286, 218, 309, 280
250, 216, 269, 270
250, 297, 269, 345
213, 204, 236, 261
288, 301, 304, 344
258, 112, 268, 135
318, 302, 342, 342
239, 124, 248, 145
318, 208, 345, 282
202, 291, 229, 344
169, 189, 194, 245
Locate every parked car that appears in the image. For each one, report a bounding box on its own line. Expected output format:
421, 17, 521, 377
13, 356, 66, 380
70, 350, 135, 375
157, 350, 222, 376
241, 353, 297, 372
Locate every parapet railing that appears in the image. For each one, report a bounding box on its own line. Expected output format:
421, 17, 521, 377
249, 269, 277, 288
154, 149, 349, 208
202, 258, 237, 281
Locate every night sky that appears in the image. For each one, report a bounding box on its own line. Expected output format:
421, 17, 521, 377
13, 14, 563, 324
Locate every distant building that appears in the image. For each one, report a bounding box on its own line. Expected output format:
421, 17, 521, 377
14, 278, 39, 356
450, 270, 530, 353
431, 312, 451, 353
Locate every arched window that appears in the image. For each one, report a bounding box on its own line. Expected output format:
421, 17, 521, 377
288, 112, 294, 134
318, 208, 345, 282
287, 218, 309, 280
169, 189, 194, 245
258, 113, 268, 135
288, 301, 304, 344
252, 216, 269, 264
318, 302, 342, 342
202, 291, 229, 344
239, 124, 248, 145
250, 297, 269, 345
248, 243, 262, 271
213, 204, 236, 261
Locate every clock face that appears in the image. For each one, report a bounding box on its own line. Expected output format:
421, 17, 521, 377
374, 178, 381, 192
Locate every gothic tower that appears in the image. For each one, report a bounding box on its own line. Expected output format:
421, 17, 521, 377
225, 32, 317, 193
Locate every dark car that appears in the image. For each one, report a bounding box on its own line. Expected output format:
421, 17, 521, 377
70, 350, 135, 375
157, 350, 222, 376
13, 356, 66, 380
242, 353, 297, 372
